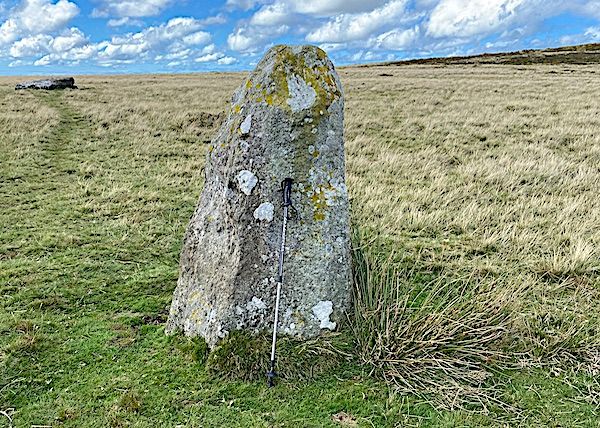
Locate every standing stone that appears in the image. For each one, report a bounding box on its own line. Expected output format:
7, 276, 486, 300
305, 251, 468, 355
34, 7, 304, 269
166, 45, 351, 348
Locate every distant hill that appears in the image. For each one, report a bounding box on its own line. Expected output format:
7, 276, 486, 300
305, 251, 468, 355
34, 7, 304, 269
373, 43, 600, 66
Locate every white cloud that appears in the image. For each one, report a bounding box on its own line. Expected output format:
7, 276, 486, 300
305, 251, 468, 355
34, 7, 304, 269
98, 17, 212, 63
1, 4, 229, 69
350, 50, 364, 61
9, 26, 99, 65
290, 0, 389, 16
51, 26, 87, 51
228, 24, 288, 52
246, 0, 394, 32
92, 0, 173, 18
427, 0, 527, 38
0, 19, 19, 45
567, 1, 600, 20
19, 0, 79, 33
1, 0, 86, 64
232, 0, 400, 54
584, 26, 600, 40
156, 48, 191, 60
194, 50, 238, 65
306, 0, 408, 43
107, 17, 144, 27
10, 33, 51, 57
250, 3, 288, 26
9, 59, 27, 66
560, 25, 600, 45
318, 42, 347, 52
195, 52, 221, 62
374, 25, 420, 49
182, 31, 211, 46
217, 56, 236, 64
34, 43, 103, 65
0, 0, 79, 46
199, 14, 228, 26
227, 27, 256, 51
225, 0, 261, 11
200, 43, 216, 54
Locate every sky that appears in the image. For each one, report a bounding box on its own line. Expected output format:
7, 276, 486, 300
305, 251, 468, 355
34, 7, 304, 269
1, 0, 600, 75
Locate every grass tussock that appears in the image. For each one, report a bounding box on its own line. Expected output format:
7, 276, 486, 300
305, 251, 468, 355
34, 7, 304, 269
351, 231, 515, 411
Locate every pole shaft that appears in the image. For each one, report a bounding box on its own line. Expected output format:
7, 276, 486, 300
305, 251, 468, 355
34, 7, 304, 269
270, 205, 288, 363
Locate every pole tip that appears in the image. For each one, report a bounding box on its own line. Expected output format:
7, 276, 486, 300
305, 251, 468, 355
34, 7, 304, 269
267, 369, 276, 387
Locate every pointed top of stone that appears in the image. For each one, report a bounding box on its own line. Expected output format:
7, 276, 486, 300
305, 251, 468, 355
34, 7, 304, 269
232, 45, 342, 117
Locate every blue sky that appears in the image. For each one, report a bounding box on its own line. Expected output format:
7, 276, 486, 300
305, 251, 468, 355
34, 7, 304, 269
1, 0, 600, 75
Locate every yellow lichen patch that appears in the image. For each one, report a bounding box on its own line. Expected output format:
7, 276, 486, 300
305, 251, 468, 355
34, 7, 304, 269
310, 188, 328, 221
292, 311, 306, 327
234, 105, 241, 114
315, 47, 328, 61
312, 149, 320, 158
191, 308, 204, 322
245, 79, 252, 89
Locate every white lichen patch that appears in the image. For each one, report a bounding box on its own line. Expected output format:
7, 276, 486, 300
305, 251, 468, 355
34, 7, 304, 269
286, 74, 316, 113
323, 186, 339, 206
237, 170, 258, 195
312, 300, 336, 330
240, 114, 252, 135
253, 202, 274, 222
246, 296, 267, 312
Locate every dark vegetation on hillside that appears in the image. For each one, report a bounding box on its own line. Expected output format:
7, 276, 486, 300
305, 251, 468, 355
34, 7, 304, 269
369, 43, 600, 67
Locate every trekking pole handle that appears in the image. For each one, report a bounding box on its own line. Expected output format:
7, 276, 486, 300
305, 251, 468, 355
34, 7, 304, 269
282, 178, 293, 207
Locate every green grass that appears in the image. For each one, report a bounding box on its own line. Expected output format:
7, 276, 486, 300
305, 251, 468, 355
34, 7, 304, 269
1, 72, 599, 427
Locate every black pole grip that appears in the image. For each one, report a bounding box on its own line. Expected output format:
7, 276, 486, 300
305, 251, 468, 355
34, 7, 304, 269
282, 178, 293, 207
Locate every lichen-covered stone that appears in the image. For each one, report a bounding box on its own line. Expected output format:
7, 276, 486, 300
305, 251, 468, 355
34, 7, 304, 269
15, 77, 76, 90
165, 45, 351, 348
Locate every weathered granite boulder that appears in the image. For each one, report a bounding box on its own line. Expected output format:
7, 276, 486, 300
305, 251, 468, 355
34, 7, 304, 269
166, 45, 351, 347
15, 77, 76, 90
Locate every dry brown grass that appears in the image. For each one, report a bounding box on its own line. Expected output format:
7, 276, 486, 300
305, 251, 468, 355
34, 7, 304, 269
341, 63, 600, 409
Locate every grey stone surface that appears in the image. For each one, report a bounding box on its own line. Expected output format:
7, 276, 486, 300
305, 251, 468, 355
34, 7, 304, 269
165, 45, 351, 348
15, 77, 76, 90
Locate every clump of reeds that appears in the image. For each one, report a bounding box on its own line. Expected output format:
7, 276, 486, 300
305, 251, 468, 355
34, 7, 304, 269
350, 230, 516, 411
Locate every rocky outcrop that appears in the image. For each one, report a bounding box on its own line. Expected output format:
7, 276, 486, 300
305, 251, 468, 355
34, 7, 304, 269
15, 77, 76, 90
166, 45, 352, 348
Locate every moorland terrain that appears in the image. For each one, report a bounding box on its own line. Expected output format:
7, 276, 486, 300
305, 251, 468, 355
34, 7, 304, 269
2, 45, 600, 426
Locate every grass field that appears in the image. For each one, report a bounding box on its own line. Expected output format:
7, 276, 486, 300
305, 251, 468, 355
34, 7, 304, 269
1, 62, 600, 427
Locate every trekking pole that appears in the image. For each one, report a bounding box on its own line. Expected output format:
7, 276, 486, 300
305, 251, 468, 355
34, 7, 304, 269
267, 177, 293, 387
